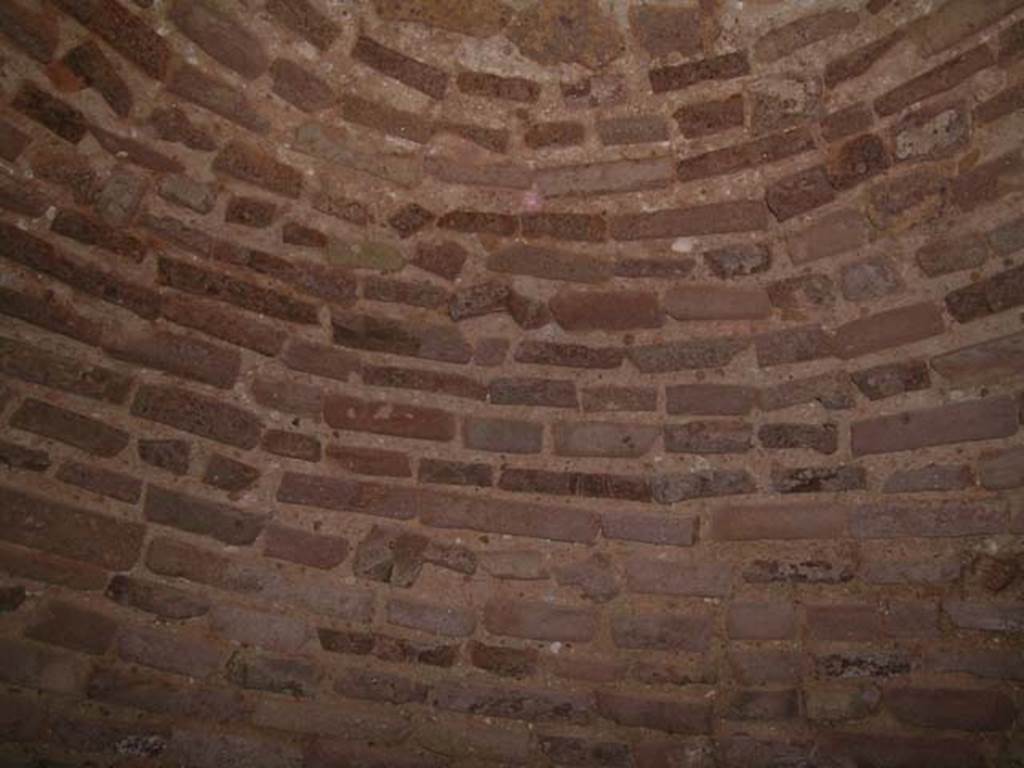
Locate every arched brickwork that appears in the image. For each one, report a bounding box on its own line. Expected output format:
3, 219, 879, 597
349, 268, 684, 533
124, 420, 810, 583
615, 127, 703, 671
0, 0, 1023, 764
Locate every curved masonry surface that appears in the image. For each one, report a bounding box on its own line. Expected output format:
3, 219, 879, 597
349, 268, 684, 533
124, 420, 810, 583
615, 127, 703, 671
0, 0, 1023, 764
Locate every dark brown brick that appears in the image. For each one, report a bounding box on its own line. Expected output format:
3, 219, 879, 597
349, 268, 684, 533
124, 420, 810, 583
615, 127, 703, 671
0, 336, 131, 404
521, 212, 605, 242
52, 0, 172, 79
51, 208, 146, 262
484, 598, 596, 642
11, 398, 128, 457
166, 62, 269, 133
326, 444, 411, 477
145, 484, 266, 545
596, 115, 668, 145
876, 45, 994, 116
353, 35, 447, 99
438, 209, 518, 236
11, 81, 86, 143
0, 439, 50, 472
821, 102, 875, 143
26, 599, 117, 655
628, 338, 749, 373
886, 687, 1015, 731
463, 416, 542, 454
132, 383, 263, 449
0, 118, 31, 162
500, 468, 650, 502
266, 0, 340, 50
170, 0, 268, 79
430, 681, 591, 724
490, 377, 577, 408
665, 421, 752, 454
418, 458, 492, 487
825, 29, 906, 88
469, 640, 537, 678
324, 394, 455, 442
63, 41, 132, 116
420, 489, 598, 543
202, 454, 260, 493
674, 94, 744, 137
759, 423, 837, 454
456, 70, 539, 102
56, 461, 141, 503
363, 365, 486, 401
755, 8, 859, 62
332, 311, 472, 363
341, 92, 434, 144
213, 140, 302, 198
0, 0, 58, 62
0, 170, 49, 217
262, 430, 321, 462
610, 200, 769, 239
158, 257, 317, 325
149, 105, 217, 151
946, 264, 1024, 323
225, 196, 277, 228
772, 464, 867, 493
597, 691, 711, 735
649, 51, 749, 93
388, 203, 435, 238
755, 325, 835, 367
550, 289, 661, 331
138, 439, 190, 475
852, 360, 930, 400
677, 127, 815, 182
835, 302, 944, 358
270, 58, 336, 112
952, 151, 1024, 212
162, 294, 286, 357
827, 133, 891, 190
104, 327, 241, 389
766, 165, 835, 221
524, 121, 584, 149
0, 485, 144, 570
106, 574, 209, 620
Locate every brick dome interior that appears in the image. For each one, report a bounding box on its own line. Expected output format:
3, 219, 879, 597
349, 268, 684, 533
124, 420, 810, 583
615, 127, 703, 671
0, 0, 1023, 765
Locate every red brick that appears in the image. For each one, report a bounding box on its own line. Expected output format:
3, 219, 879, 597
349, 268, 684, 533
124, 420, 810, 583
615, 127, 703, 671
387, 597, 475, 637
224, 195, 277, 228
745, 557, 854, 584
62, 40, 131, 116
363, 365, 484, 402
500, 468, 649, 502
677, 127, 815, 182
834, 302, 944, 359
663, 284, 770, 321
523, 120, 585, 149
600, 512, 696, 547
487, 244, 610, 284
649, 51, 749, 93
53, 0, 171, 79
365, 277, 448, 309
438, 209, 517, 237
0, 437, 42, 472
952, 150, 1024, 212
806, 603, 881, 641
515, 340, 622, 370
596, 691, 711, 735
266, 0, 339, 50
611, 200, 768, 239
755, 8, 858, 62
581, 385, 656, 412
462, 416, 542, 454
104, 327, 241, 389
167, 61, 269, 133
446, 281, 509, 321
55, 461, 140, 503
10, 398, 127, 457
673, 94, 744, 138
759, 422, 837, 454
766, 165, 836, 221
90, 124, 184, 173
946, 264, 1024, 322
0, 636, 90, 696
821, 102, 875, 143
275, 470, 371, 514
772, 464, 866, 493
226, 649, 319, 696
132, 383, 263, 449
944, 600, 1024, 632
755, 325, 835, 367
145, 484, 266, 545
0, 1, 58, 62
596, 115, 668, 145
326, 443, 411, 477
170, 0, 267, 78
877, 44, 994, 117
261, 429, 321, 462
137, 438, 190, 476
51, 207, 146, 262
664, 421, 751, 454
827, 133, 891, 190
549, 289, 661, 331
213, 140, 301, 198
610, 610, 711, 651
727, 602, 796, 641
850, 501, 1008, 538
825, 28, 906, 88
490, 377, 577, 408
712, 502, 846, 540
553, 421, 658, 458
980, 80, 1024, 124
917, 233, 989, 277
352, 35, 446, 99
324, 393, 454, 442
665, 384, 754, 416
852, 396, 1017, 455
262, 524, 347, 569
430, 681, 591, 724
340, 91, 434, 143
419, 458, 492, 487
882, 464, 975, 494
650, 469, 755, 504
852, 360, 930, 400
624, 557, 730, 597
840, 255, 905, 301
0, 336, 130, 404
269, 58, 336, 113
0, 171, 49, 217
149, 105, 216, 150
280, 340, 358, 383
420, 491, 598, 543
787, 207, 870, 265
332, 311, 471, 363
146, 536, 263, 594
211, 604, 309, 653
115, 623, 229, 678
977, 446, 1024, 490
484, 598, 596, 642
0, 118, 31, 162
456, 70, 538, 102
162, 295, 285, 356
106, 574, 209, 619
885, 687, 1015, 731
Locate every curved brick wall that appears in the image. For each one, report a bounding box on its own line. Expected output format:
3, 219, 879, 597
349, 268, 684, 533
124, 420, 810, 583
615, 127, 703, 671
1, 0, 1023, 764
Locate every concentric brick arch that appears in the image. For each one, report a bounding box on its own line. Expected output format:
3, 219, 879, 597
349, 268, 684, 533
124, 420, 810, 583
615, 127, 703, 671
1, 0, 1023, 764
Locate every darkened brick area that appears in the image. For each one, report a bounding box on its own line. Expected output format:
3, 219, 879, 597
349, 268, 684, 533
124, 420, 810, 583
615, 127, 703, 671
0, 0, 1022, 764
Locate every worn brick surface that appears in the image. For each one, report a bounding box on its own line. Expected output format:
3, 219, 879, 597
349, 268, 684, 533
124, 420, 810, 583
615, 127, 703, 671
1, 0, 1022, 758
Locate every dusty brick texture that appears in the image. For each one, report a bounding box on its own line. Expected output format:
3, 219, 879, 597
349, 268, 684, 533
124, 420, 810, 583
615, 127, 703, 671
0, 0, 1023, 764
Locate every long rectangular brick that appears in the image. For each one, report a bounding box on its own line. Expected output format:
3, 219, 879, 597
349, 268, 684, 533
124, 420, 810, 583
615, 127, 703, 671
324, 393, 455, 441
0, 336, 132, 403
0, 484, 144, 569
131, 383, 263, 449
419, 492, 599, 544
52, 0, 172, 79
484, 598, 596, 642
144, 485, 266, 545
167, 62, 270, 133
710, 503, 847, 540
610, 200, 768, 240
930, 331, 1024, 386
876, 44, 994, 116
161, 294, 286, 356
676, 128, 816, 182
834, 302, 945, 359
624, 557, 731, 597
103, 328, 241, 389
535, 157, 675, 198
850, 501, 1008, 538
430, 682, 591, 725
352, 35, 447, 99
851, 396, 1018, 455
649, 51, 749, 93
11, 399, 129, 457
911, 0, 1024, 56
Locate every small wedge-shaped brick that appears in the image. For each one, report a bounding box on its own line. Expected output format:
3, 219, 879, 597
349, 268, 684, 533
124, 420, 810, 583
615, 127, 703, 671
851, 396, 1018, 455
